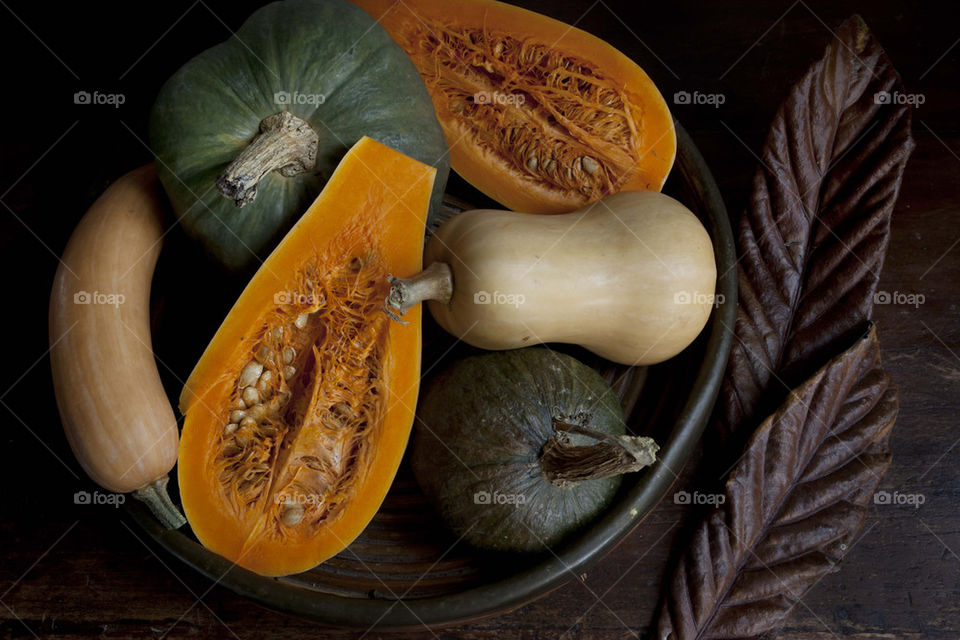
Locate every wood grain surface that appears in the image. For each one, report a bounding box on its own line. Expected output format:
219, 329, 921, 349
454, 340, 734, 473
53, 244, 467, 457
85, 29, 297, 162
1, 0, 956, 638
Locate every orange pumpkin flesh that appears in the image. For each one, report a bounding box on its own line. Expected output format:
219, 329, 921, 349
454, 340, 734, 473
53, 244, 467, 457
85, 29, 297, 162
178, 137, 435, 577
352, 0, 676, 213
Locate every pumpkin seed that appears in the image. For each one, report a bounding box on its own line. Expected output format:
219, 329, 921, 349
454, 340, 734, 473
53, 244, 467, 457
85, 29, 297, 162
260, 424, 278, 437
281, 503, 305, 526
582, 156, 599, 175
224, 422, 238, 435
239, 361, 263, 388
229, 410, 246, 424
242, 386, 260, 407
283, 365, 296, 380
283, 347, 296, 365
240, 416, 257, 430
294, 313, 309, 329
526, 156, 538, 171
254, 343, 271, 364
257, 370, 274, 395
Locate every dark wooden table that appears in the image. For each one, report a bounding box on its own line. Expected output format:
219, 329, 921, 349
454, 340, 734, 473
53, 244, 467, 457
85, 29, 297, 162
2, 1, 957, 637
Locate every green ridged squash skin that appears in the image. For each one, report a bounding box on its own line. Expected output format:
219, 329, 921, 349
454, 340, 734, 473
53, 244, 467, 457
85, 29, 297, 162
149, 0, 449, 271
412, 349, 626, 553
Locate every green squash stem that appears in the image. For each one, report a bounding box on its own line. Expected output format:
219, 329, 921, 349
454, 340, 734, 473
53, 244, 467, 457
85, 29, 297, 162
216, 111, 319, 207
384, 262, 452, 323
541, 419, 659, 488
132, 475, 186, 529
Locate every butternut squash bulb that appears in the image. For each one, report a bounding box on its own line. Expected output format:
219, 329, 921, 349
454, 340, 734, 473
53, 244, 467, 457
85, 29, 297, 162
178, 137, 435, 576
387, 191, 716, 366
353, 0, 676, 213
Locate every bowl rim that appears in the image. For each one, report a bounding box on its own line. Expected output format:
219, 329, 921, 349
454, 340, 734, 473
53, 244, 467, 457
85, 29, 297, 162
127, 119, 738, 631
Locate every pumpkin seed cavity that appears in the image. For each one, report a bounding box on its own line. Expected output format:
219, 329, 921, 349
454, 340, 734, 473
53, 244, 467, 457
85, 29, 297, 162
412, 22, 647, 201
215, 252, 389, 537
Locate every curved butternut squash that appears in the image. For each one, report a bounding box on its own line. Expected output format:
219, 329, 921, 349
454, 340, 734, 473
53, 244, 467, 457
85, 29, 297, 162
178, 137, 435, 576
353, 0, 676, 213
49, 165, 185, 529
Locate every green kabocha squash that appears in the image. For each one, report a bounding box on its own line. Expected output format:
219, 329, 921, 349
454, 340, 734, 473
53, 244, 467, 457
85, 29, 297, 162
412, 349, 658, 553
149, 0, 449, 270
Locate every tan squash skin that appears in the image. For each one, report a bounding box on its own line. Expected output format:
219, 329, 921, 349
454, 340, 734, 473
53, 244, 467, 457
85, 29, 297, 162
424, 191, 717, 366
49, 165, 184, 527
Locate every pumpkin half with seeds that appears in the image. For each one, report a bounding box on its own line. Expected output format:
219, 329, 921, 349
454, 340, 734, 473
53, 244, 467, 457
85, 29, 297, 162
353, 0, 676, 213
177, 137, 435, 577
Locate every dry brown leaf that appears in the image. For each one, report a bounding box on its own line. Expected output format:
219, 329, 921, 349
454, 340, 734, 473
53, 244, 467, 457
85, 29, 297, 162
656, 325, 896, 639
721, 15, 914, 441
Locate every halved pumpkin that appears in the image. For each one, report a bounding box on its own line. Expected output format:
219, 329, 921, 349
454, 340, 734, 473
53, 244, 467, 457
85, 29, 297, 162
178, 137, 435, 577
352, 0, 676, 213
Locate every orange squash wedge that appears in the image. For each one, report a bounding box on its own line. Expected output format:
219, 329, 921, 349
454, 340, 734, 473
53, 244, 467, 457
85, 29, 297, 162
177, 137, 435, 576
352, 0, 676, 213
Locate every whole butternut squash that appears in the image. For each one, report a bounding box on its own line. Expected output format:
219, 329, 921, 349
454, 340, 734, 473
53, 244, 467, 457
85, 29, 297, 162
49, 165, 185, 528
386, 191, 717, 365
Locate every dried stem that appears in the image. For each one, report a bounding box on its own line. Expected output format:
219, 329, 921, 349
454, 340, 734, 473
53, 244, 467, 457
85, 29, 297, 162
384, 262, 453, 323
216, 111, 319, 207
132, 475, 186, 530
541, 417, 658, 488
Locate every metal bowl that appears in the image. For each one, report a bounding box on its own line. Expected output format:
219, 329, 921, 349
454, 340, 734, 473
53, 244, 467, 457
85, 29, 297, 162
129, 120, 737, 630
